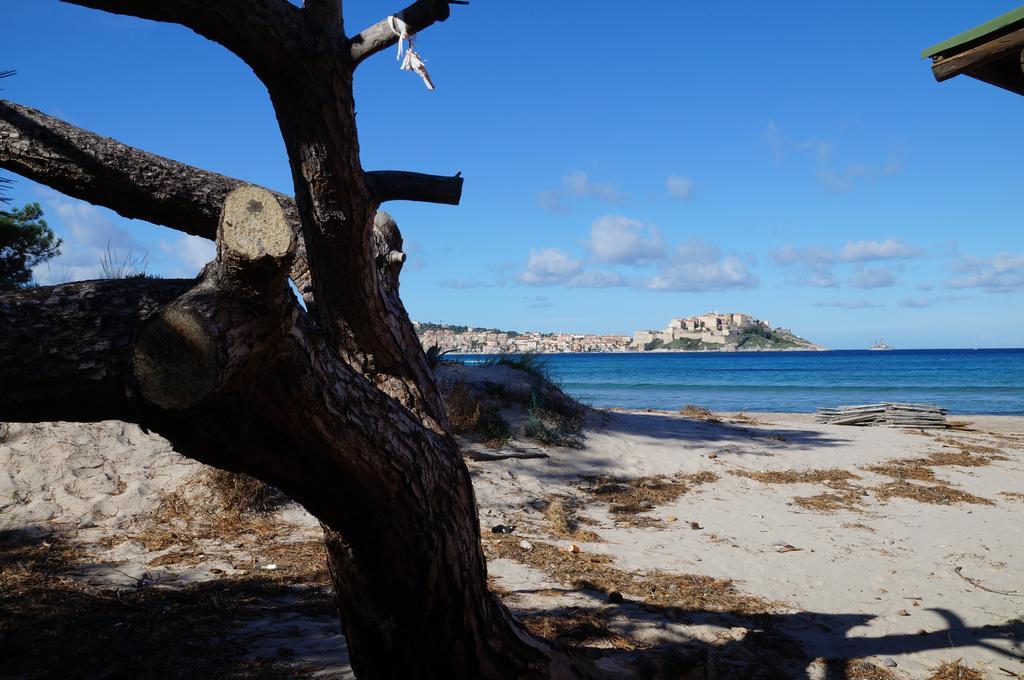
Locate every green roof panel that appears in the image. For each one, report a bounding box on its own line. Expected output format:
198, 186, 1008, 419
922, 5, 1024, 58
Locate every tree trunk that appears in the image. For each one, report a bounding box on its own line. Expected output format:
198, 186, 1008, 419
0, 187, 589, 679
0, 2, 712, 677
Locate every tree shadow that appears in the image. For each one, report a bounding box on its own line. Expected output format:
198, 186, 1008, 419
0, 527, 342, 679
512, 586, 1024, 678
595, 410, 850, 452
5, 525, 1022, 678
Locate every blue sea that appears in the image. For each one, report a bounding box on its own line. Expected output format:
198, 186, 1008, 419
453, 349, 1024, 415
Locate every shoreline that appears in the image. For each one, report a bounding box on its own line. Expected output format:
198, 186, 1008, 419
451, 347, 1024, 355
607, 407, 1024, 418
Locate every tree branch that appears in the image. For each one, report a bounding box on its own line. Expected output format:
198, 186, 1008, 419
366, 170, 463, 205
61, 0, 307, 78
0, 99, 463, 234
215, 186, 296, 297
0, 278, 193, 422
0, 99, 314, 293
348, 0, 458, 65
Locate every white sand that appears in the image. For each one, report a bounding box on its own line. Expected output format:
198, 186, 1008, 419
3, 407, 1023, 678
473, 409, 1024, 678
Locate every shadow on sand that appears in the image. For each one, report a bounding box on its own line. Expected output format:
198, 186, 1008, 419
597, 410, 850, 452
4, 527, 1021, 679
515, 587, 1023, 678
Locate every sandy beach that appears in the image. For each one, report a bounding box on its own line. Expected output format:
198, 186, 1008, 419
2, 372, 1023, 678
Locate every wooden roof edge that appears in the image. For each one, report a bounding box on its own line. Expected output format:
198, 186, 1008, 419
922, 5, 1024, 59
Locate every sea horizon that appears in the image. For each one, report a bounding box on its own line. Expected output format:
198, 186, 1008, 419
451, 348, 1024, 415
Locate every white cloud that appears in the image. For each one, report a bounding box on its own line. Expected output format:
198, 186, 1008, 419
31, 195, 150, 284
772, 244, 834, 267
814, 300, 884, 309
52, 199, 142, 250
517, 246, 627, 289
772, 245, 837, 287
527, 295, 554, 309
840, 238, 920, 262
848, 267, 897, 289
899, 295, 969, 308
946, 252, 1024, 292
646, 240, 758, 292
665, 175, 694, 201
518, 248, 583, 286
562, 170, 624, 203
566, 270, 625, 288
537, 170, 625, 213
30, 193, 221, 283
159, 234, 214, 275
673, 237, 724, 263
774, 240, 919, 288
437, 278, 498, 289
585, 215, 665, 265
763, 120, 902, 193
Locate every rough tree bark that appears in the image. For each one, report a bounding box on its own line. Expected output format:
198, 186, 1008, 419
0, 2, 707, 678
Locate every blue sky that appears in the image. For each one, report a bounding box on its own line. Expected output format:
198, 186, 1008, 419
3, 1, 1023, 349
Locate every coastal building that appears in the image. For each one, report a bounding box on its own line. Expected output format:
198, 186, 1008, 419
415, 311, 816, 354
415, 322, 633, 354
632, 311, 771, 348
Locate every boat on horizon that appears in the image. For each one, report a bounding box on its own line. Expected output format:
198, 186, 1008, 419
870, 338, 893, 351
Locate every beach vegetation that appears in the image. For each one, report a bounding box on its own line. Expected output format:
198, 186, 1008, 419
97, 242, 154, 279
441, 379, 512, 448
734, 326, 801, 350
525, 397, 585, 449
0, 203, 61, 291
484, 352, 550, 383
425, 343, 456, 369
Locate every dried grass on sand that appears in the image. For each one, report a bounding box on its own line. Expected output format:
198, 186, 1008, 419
484, 536, 779, 616
865, 448, 1002, 482
679, 405, 719, 422
842, 659, 899, 679
734, 448, 1003, 511
581, 472, 718, 517
874, 481, 994, 506
731, 468, 860, 485
522, 608, 640, 650
794, 486, 869, 513
0, 529, 329, 679
541, 496, 602, 542
731, 467, 868, 513
926, 659, 985, 680
123, 470, 318, 570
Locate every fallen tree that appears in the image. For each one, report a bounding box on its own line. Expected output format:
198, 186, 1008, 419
0, 2, 710, 677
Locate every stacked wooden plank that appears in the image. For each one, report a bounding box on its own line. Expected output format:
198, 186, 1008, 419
816, 403, 948, 429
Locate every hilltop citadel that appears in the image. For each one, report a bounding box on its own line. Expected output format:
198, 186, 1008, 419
416, 312, 821, 354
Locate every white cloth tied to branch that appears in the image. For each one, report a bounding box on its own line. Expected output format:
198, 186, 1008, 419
387, 14, 435, 91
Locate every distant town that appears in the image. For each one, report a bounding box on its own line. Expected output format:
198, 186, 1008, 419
415, 312, 822, 354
